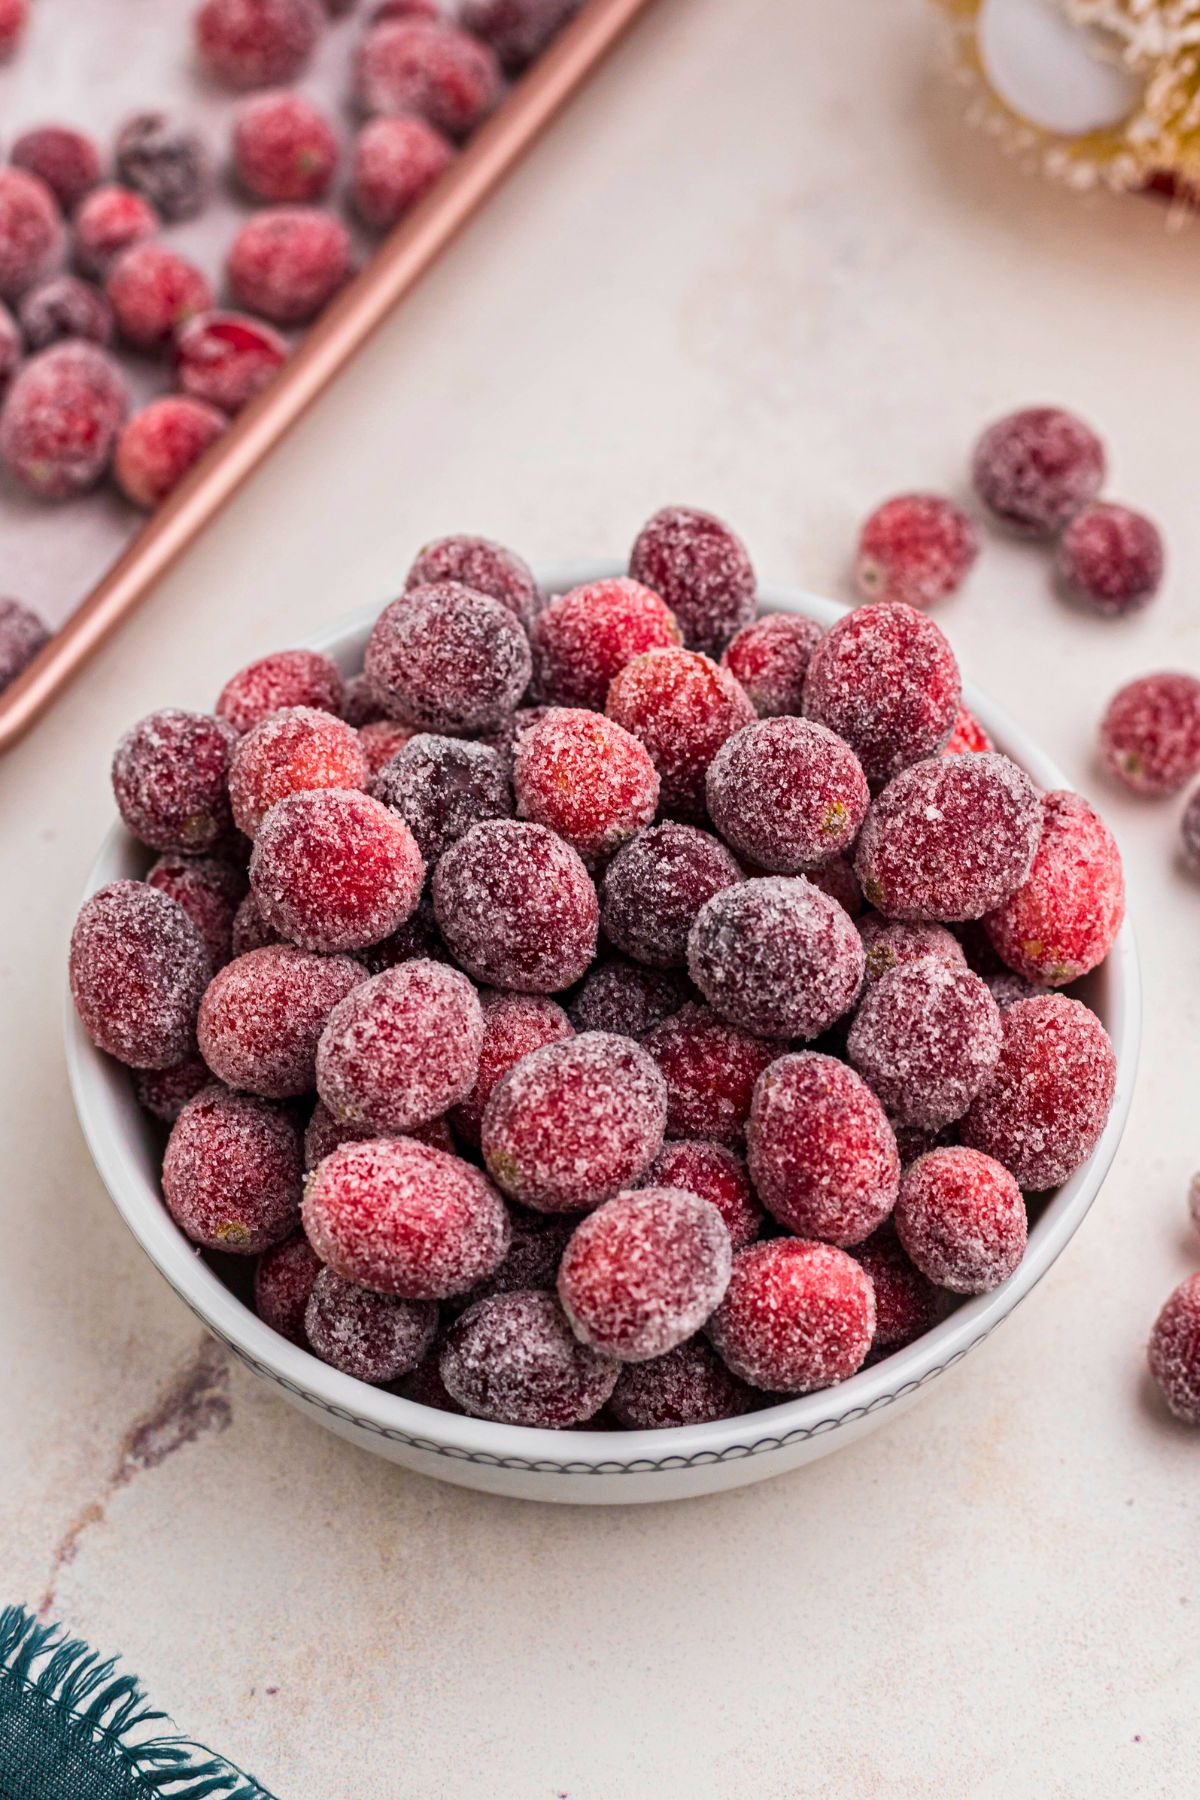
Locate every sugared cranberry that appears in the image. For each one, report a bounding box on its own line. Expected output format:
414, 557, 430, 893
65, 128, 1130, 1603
316, 960, 484, 1132
163, 1085, 302, 1252
199, 943, 362, 1096
72, 185, 158, 280
255, 1232, 321, 1344
70, 881, 211, 1069
0, 341, 127, 499
943, 705, 993, 755
306, 1269, 437, 1381
1182, 787, 1200, 876
441, 1290, 617, 1427
513, 708, 658, 864
450, 989, 573, 1146
433, 818, 597, 992
0, 168, 64, 301
855, 493, 979, 610
229, 705, 368, 836
134, 1054, 212, 1123
807, 854, 863, 918
359, 719, 416, 775
194, 0, 323, 89
802, 602, 961, 785
371, 732, 511, 859
1057, 501, 1163, 617
17, 274, 113, 350
115, 395, 226, 509
857, 915, 966, 985
532, 577, 679, 711
983, 790, 1124, 984
0, 598, 49, 691
708, 1239, 874, 1393
0, 0, 25, 57
176, 310, 288, 414
747, 1051, 899, 1246
481, 1030, 667, 1213
972, 406, 1105, 536
405, 533, 539, 628
641, 1002, 777, 1146
217, 647, 344, 734
349, 114, 454, 230
558, 1187, 731, 1362
354, 19, 502, 138
303, 1135, 510, 1297
1098, 672, 1200, 796
460, 0, 582, 71
231, 890, 285, 956
226, 206, 351, 324
706, 716, 869, 873
567, 958, 691, 1039
106, 242, 214, 352
1148, 1274, 1200, 1426
365, 583, 531, 736
847, 957, 1003, 1130
637, 1139, 764, 1250
114, 112, 213, 223
602, 822, 741, 969
147, 852, 246, 968
629, 505, 756, 655
960, 994, 1117, 1190
856, 1226, 940, 1351
895, 1146, 1026, 1293
303, 1098, 456, 1169
0, 303, 19, 396
854, 753, 1041, 923
985, 970, 1047, 1010
250, 787, 424, 953
688, 877, 865, 1041
233, 90, 338, 203
720, 611, 822, 717
610, 1336, 751, 1428
606, 646, 755, 822
112, 708, 237, 852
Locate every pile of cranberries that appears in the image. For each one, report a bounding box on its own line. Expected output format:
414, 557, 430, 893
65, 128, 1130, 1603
69, 505, 1127, 1433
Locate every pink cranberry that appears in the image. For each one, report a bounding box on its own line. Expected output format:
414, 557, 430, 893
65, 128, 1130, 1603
857, 915, 966, 985
115, 396, 226, 509
0, 168, 64, 301
708, 1239, 874, 1393
895, 1146, 1026, 1294
629, 505, 756, 655
1057, 501, 1163, 617
602, 821, 742, 969
250, 787, 424, 953
229, 705, 368, 836
642, 1002, 777, 1146
688, 876, 865, 1041
1148, 1274, 1200, 1426
199, 943, 363, 1096
706, 716, 870, 873
112, 708, 237, 852
984, 790, 1124, 984
231, 890, 284, 956
106, 242, 214, 352
441, 1290, 617, 1428
532, 577, 680, 711
70, 881, 211, 1069
433, 818, 598, 992
365, 583, 531, 736
610, 1336, 752, 1429
72, 185, 158, 280
350, 114, 454, 230
255, 1232, 322, 1344
606, 646, 755, 823
1099, 672, 1200, 796
115, 113, 214, 223
217, 647, 344, 734
176, 311, 288, 414
12, 126, 102, 213
354, 19, 502, 138
747, 1051, 899, 1246
567, 958, 692, 1039
226, 206, 351, 324
0, 341, 126, 499
856, 1226, 940, 1352
316, 960, 484, 1132
0, 598, 49, 691
163, 1086, 302, 1252
802, 602, 961, 786
450, 989, 573, 1146
371, 732, 512, 859
194, 0, 323, 89
146, 852, 246, 968
972, 406, 1105, 537
17, 274, 113, 350
721, 611, 822, 717
855, 493, 979, 610
406, 533, 539, 628
306, 1269, 437, 1382
233, 90, 339, 203
944, 705, 993, 755
0, 0, 28, 59
638, 1139, 764, 1251
513, 708, 659, 864
359, 719, 416, 775
847, 957, 1003, 1131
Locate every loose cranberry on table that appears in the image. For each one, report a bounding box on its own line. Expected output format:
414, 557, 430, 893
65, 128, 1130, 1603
0, 341, 127, 499
17, 274, 113, 351
971, 406, 1105, 536
513, 708, 659, 864
1098, 672, 1200, 797
233, 90, 339, 204
895, 1147, 1027, 1295
531, 577, 679, 710
441, 1290, 618, 1428
372, 732, 512, 860
364, 582, 531, 735
629, 505, 756, 656
432, 818, 598, 991
461, 0, 582, 71
199, 943, 363, 1097
855, 493, 979, 610
69, 881, 212, 1070
217, 646, 344, 733
176, 311, 288, 414
847, 958, 1003, 1132
405, 534, 540, 629
249, 786, 425, 952
0, 598, 49, 692
163, 1085, 302, 1253
449, 989, 573, 1147
115, 396, 227, 509
636, 1139, 764, 1251
1057, 501, 1163, 617
1148, 1274, 1200, 1426
601, 821, 742, 970
11, 125, 103, 213
354, 18, 502, 139
114, 112, 213, 223
687, 876, 866, 1041
983, 790, 1124, 985
72, 185, 159, 280
226, 206, 351, 325
306, 1269, 437, 1383
746, 1052, 899, 1247
105, 242, 214, 354
705, 716, 870, 873
720, 611, 822, 718
111, 708, 237, 852
228, 704, 368, 835
0, 0, 28, 59
641, 1002, 777, 1146
350, 114, 454, 231
802, 602, 961, 786
708, 1239, 875, 1394
194, 0, 323, 89
315, 960, 485, 1133
0, 167, 65, 301
606, 646, 755, 822
146, 851, 246, 968
567, 957, 691, 1039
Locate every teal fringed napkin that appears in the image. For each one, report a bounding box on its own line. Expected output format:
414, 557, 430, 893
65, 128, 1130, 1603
0, 1607, 275, 1799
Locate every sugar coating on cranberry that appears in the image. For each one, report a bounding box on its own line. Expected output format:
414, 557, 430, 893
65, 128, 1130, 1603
229, 706, 367, 837
642, 1002, 777, 1146
481, 1031, 667, 1213
1098, 672, 1200, 797
637, 1139, 763, 1251
406, 533, 539, 629
371, 732, 511, 860
972, 406, 1105, 537
558, 1187, 731, 1362
73, 185, 158, 280
607, 646, 755, 823
986, 970, 1047, 1011
747, 1051, 899, 1246
217, 647, 344, 735
147, 852, 246, 968
115, 396, 226, 509
0, 341, 127, 499
302, 1097, 456, 1170
105, 242, 214, 353
12, 126, 102, 213
0, 302, 19, 395
350, 113, 454, 230
134, 1053, 212, 1124
115, 112, 213, 223
855, 493, 979, 611
806, 854, 863, 919
361, 893, 447, 973
960, 994, 1117, 1190
944, 705, 993, 756
176, 310, 288, 414
0, 167, 64, 301
721, 611, 822, 718
227, 206, 351, 324
306, 1269, 437, 1382
359, 719, 415, 775
195, 0, 322, 89
365, 583, 531, 737
1182, 787, 1200, 876
514, 708, 659, 864
163, 1086, 301, 1252
316, 960, 483, 1132
234, 90, 338, 203
532, 578, 679, 712
1057, 501, 1163, 617
112, 708, 237, 853
848, 957, 1003, 1131
855, 752, 1041, 924
255, 1232, 322, 1344
355, 19, 502, 138
460, 0, 582, 71
18, 275, 113, 351
602, 822, 741, 970
802, 602, 960, 786
70, 881, 212, 1069
567, 958, 691, 1039
0, 0, 24, 54
433, 818, 597, 991
708, 1239, 874, 1393
612, 1334, 751, 1432
983, 790, 1124, 985
303, 1135, 510, 1297
250, 786, 424, 952
449, 989, 573, 1147
855, 1226, 940, 1352
894, 1146, 1026, 1294
1147, 1274, 1200, 1426
199, 944, 362, 1096
629, 505, 755, 656
0, 597, 49, 691
451, 1212, 576, 1316
441, 1290, 617, 1428
857, 914, 966, 985
689, 877, 865, 1041
707, 717, 870, 874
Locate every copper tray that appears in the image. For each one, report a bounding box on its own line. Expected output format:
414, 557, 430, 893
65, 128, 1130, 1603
0, 0, 657, 752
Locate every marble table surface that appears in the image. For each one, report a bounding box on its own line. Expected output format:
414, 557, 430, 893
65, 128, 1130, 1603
4, 1, 1198, 1794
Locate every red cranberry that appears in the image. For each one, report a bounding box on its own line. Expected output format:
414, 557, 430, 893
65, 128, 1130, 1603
513, 708, 659, 864
433, 818, 598, 992
365, 583, 531, 736
250, 787, 424, 953
0, 598, 49, 691
1098, 672, 1200, 796
721, 611, 822, 717
984, 790, 1124, 984
858, 915, 966, 984
688, 876, 865, 1041
607, 646, 755, 822
199, 943, 363, 1096
0, 302, 19, 395
176, 310, 288, 414
895, 1146, 1026, 1293
255, 1232, 322, 1344
747, 1051, 899, 1246
460, 0, 582, 71
0, 341, 127, 499
306, 1269, 437, 1382
115, 396, 226, 509
231, 890, 285, 956
1057, 501, 1163, 617
944, 705, 993, 755
856, 1226, 940, 1352
303, 1098, 456, 1170
855, 493, 979, 610
72, 185, 158, 280
1182, 787, 1200, 876
350, 114, 454, 229
610, 1336, 752, 1429
17, 274, 113, 350
708, 1239, 874, 1393
233, 90, 339, 203
450, 989, 573, 1146
567, 959, 692, 1039
106, 242, 214, 352
371, 732, 512, 860
12, 125, 102, 213
532, 577, 679, 711
0, 167, 64, 301
405, 533, 539, 628
637, 1139, 764, 1250
1148, 1274, 1200, 1426
441, 1290, 617, 1427
163, 1086, 302, 1252
217, 647, 344, 733
641, 1002, 777, 1147
146, 852, 246, 968
0, 0, 28, 60
602, 822, 741, 969
807, 854, 863, 918
112, 708, 237, 852
972, 406, 1105, 536
847, 958, 1003, 1131
114, 113, 214, 223
134, 1054, 212, 1124
359, 719, 416, 774
194, 0, 323, 88
355, 19, 502, 138
70, 881, 212, 1069
229, 705, 368, 835
226, 206, 351, 324
629, 505, 756, 655
706, 716, 870, 873
802, 602, 961, 785
316, 960, 484, 1132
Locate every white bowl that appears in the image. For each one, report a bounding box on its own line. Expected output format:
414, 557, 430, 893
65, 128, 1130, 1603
66, 567, 1141, 1504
